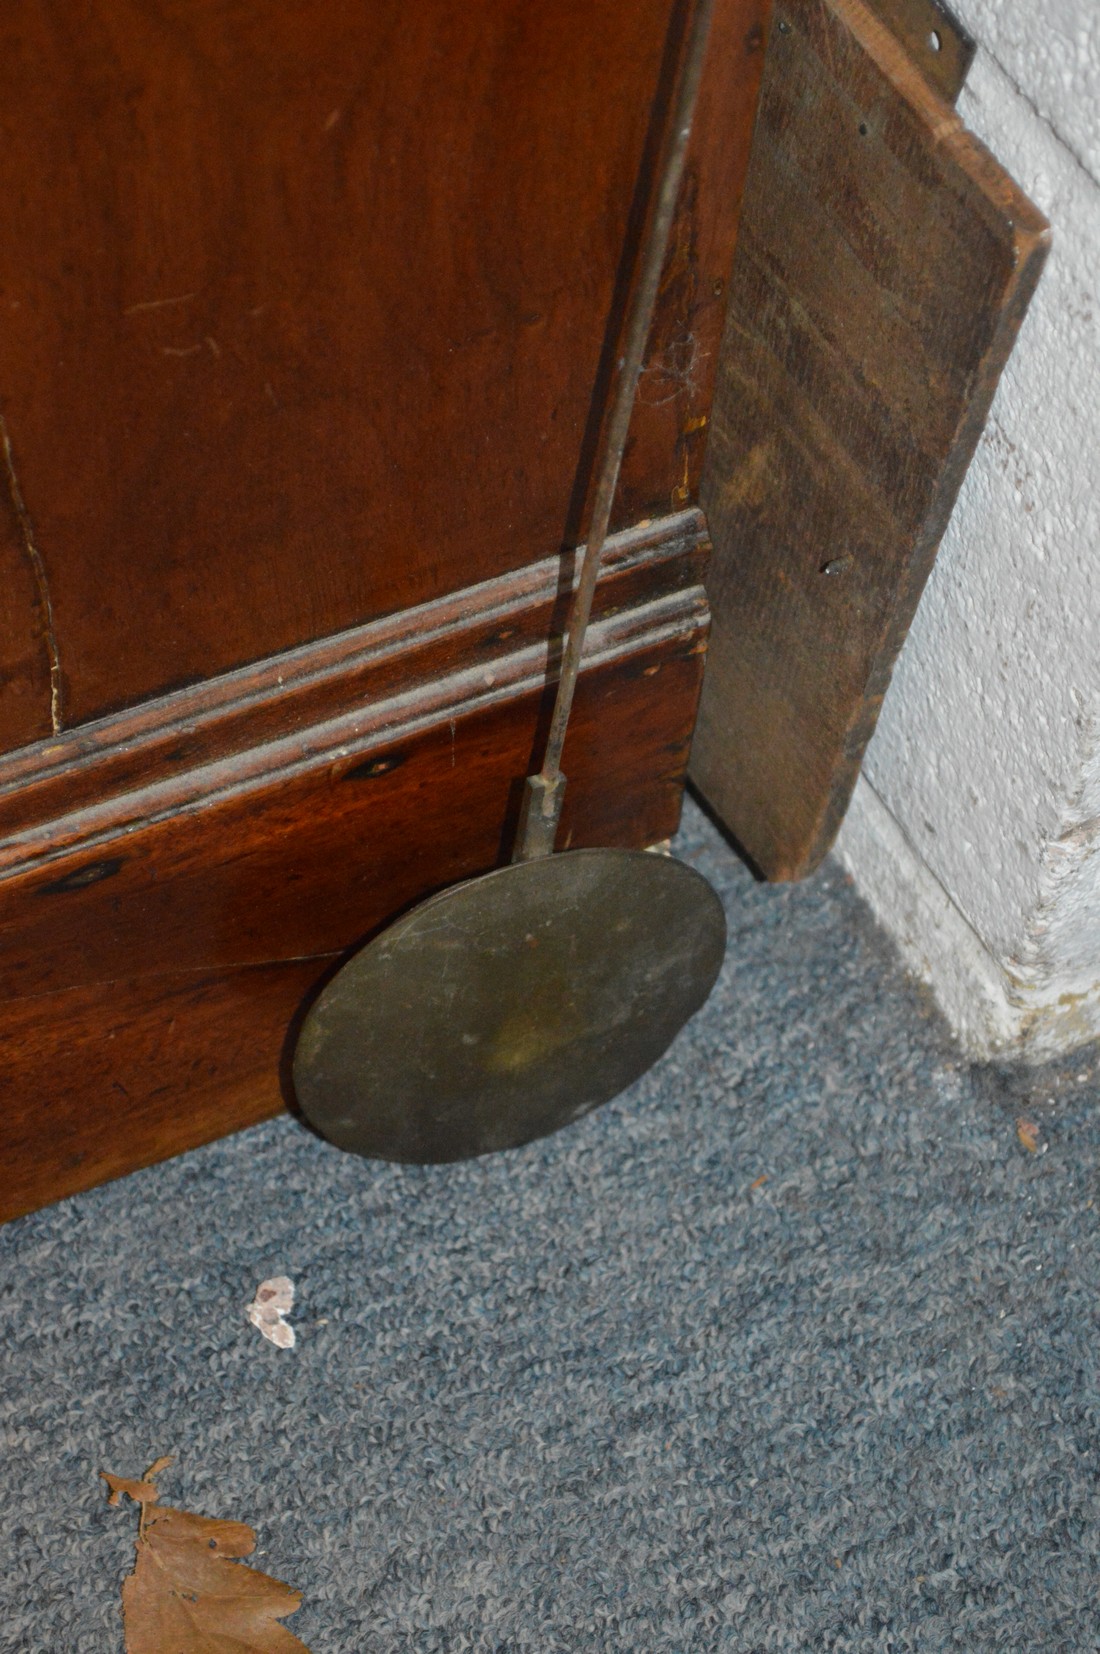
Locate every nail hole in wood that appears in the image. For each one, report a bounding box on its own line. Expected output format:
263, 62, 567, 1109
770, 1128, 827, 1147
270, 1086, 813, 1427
37, 857, 125, 895
343, 753, 406, 782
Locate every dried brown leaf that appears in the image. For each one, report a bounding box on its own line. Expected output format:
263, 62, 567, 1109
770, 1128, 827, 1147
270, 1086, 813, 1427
104, 1460, 311, 1653
101, 1454, 175, 1510
101, 1474, 156, 1510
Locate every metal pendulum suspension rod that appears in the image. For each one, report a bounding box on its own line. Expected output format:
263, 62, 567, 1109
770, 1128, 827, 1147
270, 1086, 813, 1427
514, 0, 717, 864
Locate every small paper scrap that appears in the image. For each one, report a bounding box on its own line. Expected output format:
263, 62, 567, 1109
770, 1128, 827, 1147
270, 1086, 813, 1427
247, 1276, 296, 1349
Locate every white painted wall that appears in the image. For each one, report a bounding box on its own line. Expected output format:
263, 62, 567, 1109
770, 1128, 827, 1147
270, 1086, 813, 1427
834, 0, 1100, 1059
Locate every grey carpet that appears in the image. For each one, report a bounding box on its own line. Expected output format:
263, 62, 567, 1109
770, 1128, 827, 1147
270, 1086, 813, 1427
1, 798, 1098, 1653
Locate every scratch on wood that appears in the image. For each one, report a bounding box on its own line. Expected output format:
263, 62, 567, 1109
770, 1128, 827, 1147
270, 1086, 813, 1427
124, 292, 197, 315
0, 412, 62, 733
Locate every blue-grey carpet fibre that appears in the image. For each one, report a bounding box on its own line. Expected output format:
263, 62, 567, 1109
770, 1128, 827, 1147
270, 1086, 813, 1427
1, 799, 1098, 1653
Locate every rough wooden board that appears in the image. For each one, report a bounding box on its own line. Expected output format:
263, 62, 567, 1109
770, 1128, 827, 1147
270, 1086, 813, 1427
871, 0, 974, 103
690, 0, 1050, 880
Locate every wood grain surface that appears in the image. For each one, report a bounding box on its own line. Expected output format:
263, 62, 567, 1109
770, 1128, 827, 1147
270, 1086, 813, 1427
0, 0, 768, 744
691, 0, 1050, 880
0, 961, 319, 1223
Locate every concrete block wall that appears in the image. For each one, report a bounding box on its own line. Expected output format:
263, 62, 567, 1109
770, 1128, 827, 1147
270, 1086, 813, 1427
834, 0, 1100, 1059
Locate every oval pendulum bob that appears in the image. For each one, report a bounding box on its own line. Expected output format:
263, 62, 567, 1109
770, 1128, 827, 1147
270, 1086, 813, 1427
292, 848, 726, 1162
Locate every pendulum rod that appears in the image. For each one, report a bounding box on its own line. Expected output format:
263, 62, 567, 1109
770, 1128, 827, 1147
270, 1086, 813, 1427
514, 0, 717, 863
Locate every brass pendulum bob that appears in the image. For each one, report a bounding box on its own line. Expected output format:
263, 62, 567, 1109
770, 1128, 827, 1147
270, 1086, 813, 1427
291, 0, 727, 1163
